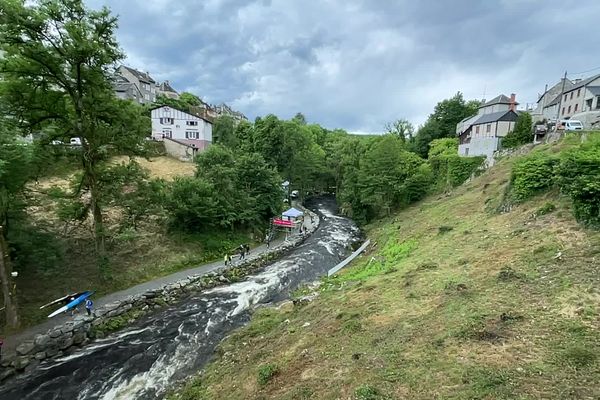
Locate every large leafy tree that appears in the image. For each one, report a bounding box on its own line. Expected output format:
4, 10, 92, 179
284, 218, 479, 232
502, 112, 533, 149
411, 93, 479, 157
213, 115, 237, 148
0, 0, 150, 255
0, 120, 33, 329
385, 118, 414, 142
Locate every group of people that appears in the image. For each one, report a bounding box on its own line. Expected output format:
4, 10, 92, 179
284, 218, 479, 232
223, 243, 251, 266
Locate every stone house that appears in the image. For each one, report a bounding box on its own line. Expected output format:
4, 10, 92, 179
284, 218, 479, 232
457, 94, 519, 159
114, 65, 157, 104
557, 73, 600, 128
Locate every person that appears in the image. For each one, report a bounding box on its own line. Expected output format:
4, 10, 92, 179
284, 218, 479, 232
244, 244, 250, 255
265, 233, 271, 248
227, 254, 232, 265
85, 298, 94, 316
239, 244, 246, 260
224, 254, 229, 267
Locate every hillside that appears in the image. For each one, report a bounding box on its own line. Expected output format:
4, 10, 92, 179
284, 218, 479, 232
172, 137, 600, 399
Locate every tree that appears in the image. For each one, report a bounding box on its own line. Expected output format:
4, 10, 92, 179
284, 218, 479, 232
0, 119, 33, 329
213, 115, 236, 148
0, 0, 150, 256
502, 112, 533, 149
428, 138, 459, 158
411, 93, 479, 157
179, 92, 203, 107
384, 119, 414, 141
292, 112, 307, 125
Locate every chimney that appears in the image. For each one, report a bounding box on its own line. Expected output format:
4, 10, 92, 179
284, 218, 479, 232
509, 93, 516, 111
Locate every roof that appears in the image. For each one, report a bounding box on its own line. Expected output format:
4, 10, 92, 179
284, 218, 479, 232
479, 94, 518, 108
587, 86, 600, 96
472, 110, 518, 125
120, 65, 156, 84
150, 105, 213, 124
564, 73, 600, 94
159, 81, 177, 93
282, 207, 304, 218
545, 93, 563, 107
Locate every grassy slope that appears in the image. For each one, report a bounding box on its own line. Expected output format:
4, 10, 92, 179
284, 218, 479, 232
172, 138, 600, 399
7, 156, 248, 332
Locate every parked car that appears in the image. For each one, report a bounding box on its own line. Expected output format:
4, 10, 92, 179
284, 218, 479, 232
69, 137, 82, 145
560, 120, 584, 131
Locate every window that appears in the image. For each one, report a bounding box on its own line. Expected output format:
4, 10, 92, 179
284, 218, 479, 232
562, 107, 566, 115
564, 94, 567, 102
465, 148, 469, 156
185, 130, 199, 139
570, 92, 573, 100
577, 88, 581, 97
574, 103, 578, 112
144, 93, 149, 100
475, 126, 480, 134
186, 120, 199, 126
568, 105, 571, 113
486, 124, 491, 133
160, 117, 173, 125
162, 129, 172, 138
596, 96, 600, 110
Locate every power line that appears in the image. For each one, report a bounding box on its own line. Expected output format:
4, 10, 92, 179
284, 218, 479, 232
568, 65, 600, 76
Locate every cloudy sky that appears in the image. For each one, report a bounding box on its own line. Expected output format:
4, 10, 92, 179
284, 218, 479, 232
89, 0, 600, 133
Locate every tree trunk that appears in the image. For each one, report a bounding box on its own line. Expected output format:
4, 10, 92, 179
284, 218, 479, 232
85, 159, 105, 255
0, 225, 20, 330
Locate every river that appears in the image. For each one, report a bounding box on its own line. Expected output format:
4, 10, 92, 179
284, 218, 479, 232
0, 198, 360, 400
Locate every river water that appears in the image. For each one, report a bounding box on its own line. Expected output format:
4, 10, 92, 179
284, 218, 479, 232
0, 198, 360, 400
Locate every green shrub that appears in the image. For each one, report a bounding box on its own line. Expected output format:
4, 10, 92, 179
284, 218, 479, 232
354, 384, 387, 400
555, 140, 600, 227
257, 363, 279, 386
510, 152, 558, 201
534, 202, 556, 217
502, 112, 533, 148
430, 154, 485, 190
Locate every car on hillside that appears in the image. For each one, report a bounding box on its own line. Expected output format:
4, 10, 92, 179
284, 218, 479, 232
560, 120, 584, 131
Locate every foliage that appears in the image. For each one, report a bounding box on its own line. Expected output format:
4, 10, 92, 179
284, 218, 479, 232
354, 384, 388, 400
502, 112, 533, 148
384, 118, 414, 141
510, 152, 558, 201
257, 363, 279, 386
212, 115, 236, 147
555, 137, 600, 227
410, 93, 479, 157
429, 141, 485, 191
165, 145, 282, 232
0, 0, 150, 256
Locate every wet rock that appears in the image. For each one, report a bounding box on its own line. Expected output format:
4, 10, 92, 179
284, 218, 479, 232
34, 334, 51, 348
34, 351, 47, 361
0, 367, 15, 382
16, 341, 35, 356
49, 328, 62, 338
58, 336, 73, 350
61, 322, 75, 333
13, 356, 30, 371
72, 331, 86, 345
45, 343, 59, 358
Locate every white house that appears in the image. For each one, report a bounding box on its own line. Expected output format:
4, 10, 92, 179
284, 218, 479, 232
457, 94, 519, 159
151, 106, 213, 157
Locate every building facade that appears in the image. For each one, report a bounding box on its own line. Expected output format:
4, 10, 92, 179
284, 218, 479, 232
151, 105, 213, 151
457, 94, 519, 159
115, 65, 157, 104
156, 81, 179, 100
557, 74, 600, 128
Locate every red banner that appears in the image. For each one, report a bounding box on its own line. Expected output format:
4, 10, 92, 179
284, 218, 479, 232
273, 218, 294, 227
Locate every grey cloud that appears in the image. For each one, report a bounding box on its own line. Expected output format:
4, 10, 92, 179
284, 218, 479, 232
89, 0, 600, 132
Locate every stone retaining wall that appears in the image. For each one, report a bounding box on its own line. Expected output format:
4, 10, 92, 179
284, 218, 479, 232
0, 207, 319, 382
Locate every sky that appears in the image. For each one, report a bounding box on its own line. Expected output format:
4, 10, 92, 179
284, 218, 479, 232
88, 0, 600, 133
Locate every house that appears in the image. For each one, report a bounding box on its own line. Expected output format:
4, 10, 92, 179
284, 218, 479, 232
557, 73, 600, 128
156, 81, 179, 100
531, 78, 574, 122
151, 105, 213, 160
457, 94, 519, 159
114, 65, 157, 104
213, 103, 248, 122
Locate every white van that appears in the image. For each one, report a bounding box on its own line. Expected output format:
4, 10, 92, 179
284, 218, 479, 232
561, 120, 584, 131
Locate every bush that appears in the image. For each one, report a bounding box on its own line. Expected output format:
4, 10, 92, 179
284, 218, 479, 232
430, 154, 485, 190
257, 363, 279, 386
502, 112, 533, 148
555, 140, 600, 227
354, 384, 387, 400
510, 152, 558, 201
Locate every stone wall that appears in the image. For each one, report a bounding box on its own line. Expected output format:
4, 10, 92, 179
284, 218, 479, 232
0, 207, 319, 382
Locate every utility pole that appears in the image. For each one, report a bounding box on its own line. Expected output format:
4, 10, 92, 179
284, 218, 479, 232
555, 71, 568, 130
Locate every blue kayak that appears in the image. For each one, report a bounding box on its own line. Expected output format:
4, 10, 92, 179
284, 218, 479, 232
48, 291, 93, 318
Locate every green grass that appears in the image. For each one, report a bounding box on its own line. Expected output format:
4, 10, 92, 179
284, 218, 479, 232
171, 135, 600, 399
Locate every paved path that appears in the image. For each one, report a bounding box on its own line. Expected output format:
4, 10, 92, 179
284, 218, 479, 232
3, 207, 318, 358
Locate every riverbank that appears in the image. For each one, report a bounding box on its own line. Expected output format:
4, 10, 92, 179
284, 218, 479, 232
0, 205, 320, 383
170, 149, 600, 399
